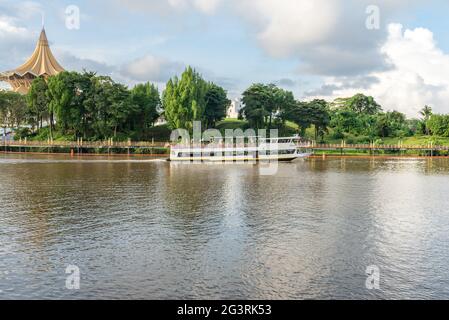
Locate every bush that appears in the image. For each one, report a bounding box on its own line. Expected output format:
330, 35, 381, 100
427, 114, 449, 137
374, 138, 384, 145
144, 124, 172, 142
330, 129, 344, 140
14, 127, 31, 140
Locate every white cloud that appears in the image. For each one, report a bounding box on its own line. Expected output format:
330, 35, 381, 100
14, 1, 43, 20
306, 23, 449, 117
51, 50, 185, 86
115, 0, 222, 15
193, 0, 222, 14
235, 0, 339, 57
55, 50, 115, 75
0, 15, 30, 39
111, 0, 426, 76
232, 0, 426, 75
120, 54, 183, 83
0, 15, 35, 70
0, 1, 44, 70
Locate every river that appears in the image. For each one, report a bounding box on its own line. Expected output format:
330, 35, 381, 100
1, 153, 449, 299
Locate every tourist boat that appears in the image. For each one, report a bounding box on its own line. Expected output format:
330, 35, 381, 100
169, 136, 312, 162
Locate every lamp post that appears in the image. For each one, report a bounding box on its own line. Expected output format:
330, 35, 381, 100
2, 127, 6, 153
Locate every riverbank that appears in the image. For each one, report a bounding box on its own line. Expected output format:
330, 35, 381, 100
0, 150, 169, 158
0, 143, 169, 156
2, 149, 447, 160
3, 136, 449, 158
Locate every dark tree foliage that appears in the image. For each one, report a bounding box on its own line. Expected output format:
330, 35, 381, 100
204, 83, 230, 129
241, 83, 295, 129
29, 71, 161, 140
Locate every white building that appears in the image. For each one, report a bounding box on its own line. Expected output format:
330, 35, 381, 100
227, 98, 242, 119
155, 114, 167, 126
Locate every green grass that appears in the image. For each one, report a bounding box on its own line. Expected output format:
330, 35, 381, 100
315, 129, 449, 147
216, 118, 248, 131
15, 120, 449, 147
382, 135, 449, 146
15, 125, 173, 142
15, 127, 76, 142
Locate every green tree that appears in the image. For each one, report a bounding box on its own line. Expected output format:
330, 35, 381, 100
130, 82, 160, 137
106, 82, 134, 138
87, 75, 134, 139
27, 77, 50, 133
47, 71, 77, 135
284, 99, 330, 140
0, 92, 10, 134
241, 83, 295, 129
420, 105, 432, 135
45, 71, 154, 140
308, 99, 330, 141
240, 84, 269, 129
283, 101, 314, 135
204, 83, 230, 128
162, 66, 207, 130
0, 91, 27, 132
344, 93, 382, 115
427, 114, 449, 137
330, 108, 360, 135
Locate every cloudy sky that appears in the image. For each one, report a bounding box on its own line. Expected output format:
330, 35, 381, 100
1, 0, 449, 117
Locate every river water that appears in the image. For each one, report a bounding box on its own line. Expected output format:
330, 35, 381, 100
1, 153, 449, 299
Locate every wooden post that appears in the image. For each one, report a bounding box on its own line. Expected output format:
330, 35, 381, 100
3, 128, 6, 153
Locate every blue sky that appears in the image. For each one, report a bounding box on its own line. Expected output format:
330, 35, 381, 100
1, 0, 449, 116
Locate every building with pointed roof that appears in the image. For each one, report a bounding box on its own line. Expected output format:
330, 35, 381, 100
0, 28, 65, 94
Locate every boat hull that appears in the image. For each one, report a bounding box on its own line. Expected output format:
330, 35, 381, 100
168, 153, 312, 162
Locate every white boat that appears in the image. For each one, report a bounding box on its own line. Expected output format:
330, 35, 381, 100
169, 136, 312, 162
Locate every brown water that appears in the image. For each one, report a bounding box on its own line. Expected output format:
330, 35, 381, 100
1, 153, 449, 299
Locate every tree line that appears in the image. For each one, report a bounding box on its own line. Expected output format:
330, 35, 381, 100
0, 67, 230, 141
240, 85, 439, 142
0, 66, 447, 142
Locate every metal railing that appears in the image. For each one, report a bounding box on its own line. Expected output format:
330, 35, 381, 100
3, 139, 168, 148
2, 140, 449, 152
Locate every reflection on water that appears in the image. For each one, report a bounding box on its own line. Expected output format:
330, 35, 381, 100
1, 154, 449, 299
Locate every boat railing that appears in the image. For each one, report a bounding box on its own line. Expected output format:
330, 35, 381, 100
171, 142, 302, 149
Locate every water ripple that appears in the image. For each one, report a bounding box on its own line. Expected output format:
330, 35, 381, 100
1, 155, 449, 299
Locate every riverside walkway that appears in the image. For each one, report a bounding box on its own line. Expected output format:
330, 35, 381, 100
0, 139, 447, 156
301, 142, 448, 157
0, 139, 169, 155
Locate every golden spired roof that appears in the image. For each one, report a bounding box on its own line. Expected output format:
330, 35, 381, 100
0, 28, 64, 94
13, 28, 65, 77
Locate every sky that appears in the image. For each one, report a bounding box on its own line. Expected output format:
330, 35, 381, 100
1, 0, 449, 117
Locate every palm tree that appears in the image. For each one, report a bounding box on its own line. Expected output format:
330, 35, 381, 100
420, 105, 432, 135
